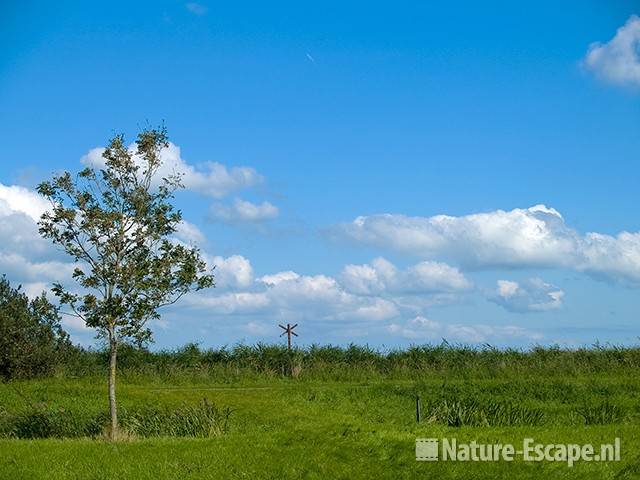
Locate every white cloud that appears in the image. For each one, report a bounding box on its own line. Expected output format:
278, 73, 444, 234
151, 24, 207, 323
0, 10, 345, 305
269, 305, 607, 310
340, 262, 385, 295
489, 278, 564, 313
0, 182, 612, 344
208, 254, 254, 289
334, 205, 640, 285
584, 15, 640, 87
264, 273, 399, 322
266, 274, 348, 307
185, 291, 270, 314
210, 198, 279, 223
258, 271, 300, 286
20, 282, 48, 299
340, 257, 472, 295
0, 183, 50, 222
336, 205, 573, 269
174, 220, 206, 245
387, 315, 543, 343
0, 183, 403, 334
0, 183, 75, 289
404, 260, 472, 292
336, 297, 399, 321
82, 142, 262, 199
0, 203, 52, 259
0, 252, 75, 283
188, 269, 400, 323
579, 231, 640, 283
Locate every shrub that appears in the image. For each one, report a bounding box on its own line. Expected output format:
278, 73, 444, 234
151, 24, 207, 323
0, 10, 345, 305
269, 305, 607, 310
0, 276, 74, 380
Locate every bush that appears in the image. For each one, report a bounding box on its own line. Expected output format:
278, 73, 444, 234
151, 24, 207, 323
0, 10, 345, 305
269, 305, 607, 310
0, 276, 75, 380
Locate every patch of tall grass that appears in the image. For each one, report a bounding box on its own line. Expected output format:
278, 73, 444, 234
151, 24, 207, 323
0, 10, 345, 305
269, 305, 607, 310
0, 398, 231, 439
573, 400, 626, 425
426, 397, 546, 427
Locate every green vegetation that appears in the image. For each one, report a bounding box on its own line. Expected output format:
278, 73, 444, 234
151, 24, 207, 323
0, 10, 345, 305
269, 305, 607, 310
1, 343, 640, 478
37, 126, 213, 438
0, 276, 72, 380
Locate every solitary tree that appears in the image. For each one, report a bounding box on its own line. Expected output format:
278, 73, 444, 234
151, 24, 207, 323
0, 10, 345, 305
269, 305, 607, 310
37, 127, 213, 439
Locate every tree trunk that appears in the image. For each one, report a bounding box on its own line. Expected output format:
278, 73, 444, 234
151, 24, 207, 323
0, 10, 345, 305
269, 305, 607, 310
108, 338, 118, 440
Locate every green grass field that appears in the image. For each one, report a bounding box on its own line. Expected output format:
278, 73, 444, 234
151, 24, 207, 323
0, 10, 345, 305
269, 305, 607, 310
2, 352, 640, 479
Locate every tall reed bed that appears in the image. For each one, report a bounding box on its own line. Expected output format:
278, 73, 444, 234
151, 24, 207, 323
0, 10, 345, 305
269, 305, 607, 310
59, 342, 640, 380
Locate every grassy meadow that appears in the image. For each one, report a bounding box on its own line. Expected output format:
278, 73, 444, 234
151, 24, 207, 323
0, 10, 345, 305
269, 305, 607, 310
1, 344, 640, 479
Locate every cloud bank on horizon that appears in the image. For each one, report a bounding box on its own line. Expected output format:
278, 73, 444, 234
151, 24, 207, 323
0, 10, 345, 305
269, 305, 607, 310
2, 132, 639, 347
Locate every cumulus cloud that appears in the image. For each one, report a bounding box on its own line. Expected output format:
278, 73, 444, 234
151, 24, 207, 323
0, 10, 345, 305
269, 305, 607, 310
259, 271, 300, 286
335, 205, 572, 268
489, 278, 564, 313
186, 269, 401, 323
82, 142, 263, 199
0, 252, 75, 284
0, 183, 444, 336
334, 205, 640, 285
0, 184, 50, 221
208, 254, 254, 289
335, 297, 399, 321
0, 189, 52, 259
579, 231, 640, 283
174, 220, 206, 245
0, 183, 76, 295
185, 258, 473, 327
340, 257, 472, 295
584, 15, 640, 87
196, 257, 470, 325
0, 181, 601, 344
387, 316, 543, 343
210, 198, 279, 223
185, 291, 270, 314
264, 273, 399, 321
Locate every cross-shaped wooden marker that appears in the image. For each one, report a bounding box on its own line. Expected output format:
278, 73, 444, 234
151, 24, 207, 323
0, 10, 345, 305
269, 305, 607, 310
278, 323, 298, 349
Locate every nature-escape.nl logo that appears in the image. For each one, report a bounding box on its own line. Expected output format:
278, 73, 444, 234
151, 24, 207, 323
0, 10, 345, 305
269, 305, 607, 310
416, 437, 621, 467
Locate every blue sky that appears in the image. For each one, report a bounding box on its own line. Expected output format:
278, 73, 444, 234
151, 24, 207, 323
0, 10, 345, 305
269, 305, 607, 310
1, 1, 639, 348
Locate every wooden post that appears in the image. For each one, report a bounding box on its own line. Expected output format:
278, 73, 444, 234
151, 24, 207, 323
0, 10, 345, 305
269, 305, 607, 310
279, 323, 298, 350
416, 395, 421, 423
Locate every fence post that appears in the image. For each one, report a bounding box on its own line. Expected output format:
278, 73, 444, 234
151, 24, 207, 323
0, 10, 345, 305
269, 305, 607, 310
416, 395, 421, 423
